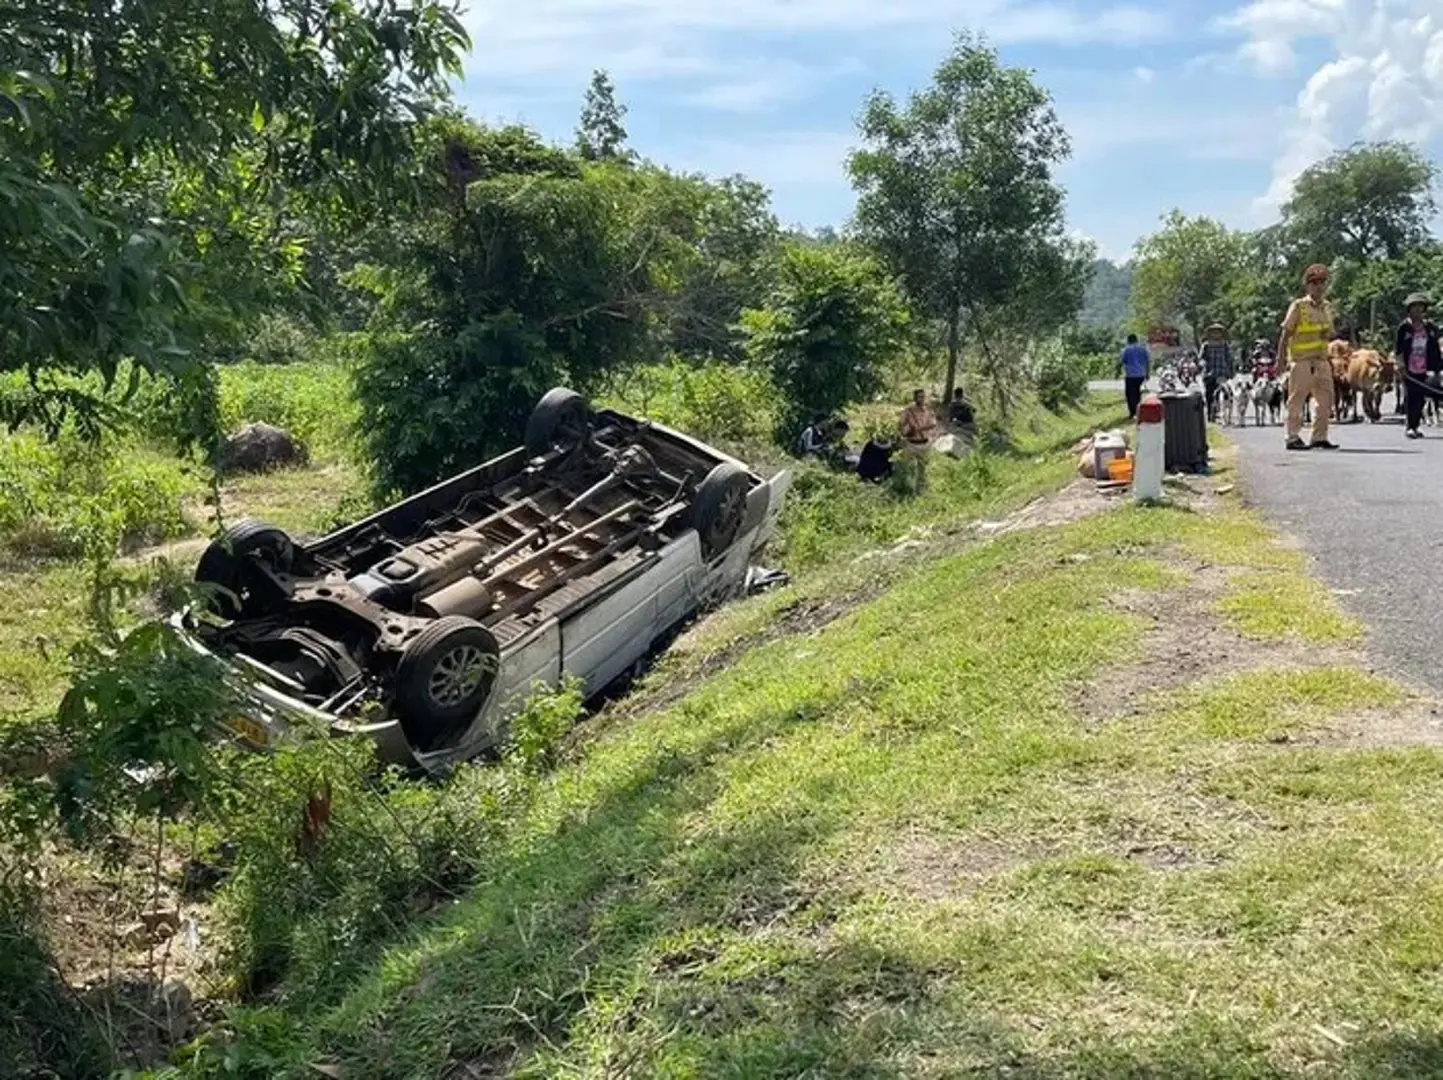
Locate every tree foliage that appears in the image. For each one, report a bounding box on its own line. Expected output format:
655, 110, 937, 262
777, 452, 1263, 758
1130, 211, 1246, 345
1282, 142, 1437, 263
741, 242, 910, 440
1, 0, 467, 438
576, 69, 631, 163
1127, 143, 1441, 353
664, 175, 781, 361
849, 33, 1081, 402
1079, 259, 1134, 328
353, 125, 692, 494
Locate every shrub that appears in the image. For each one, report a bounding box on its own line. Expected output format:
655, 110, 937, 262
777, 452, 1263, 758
741, 242, 911, 445
1033, 340, 1089, 413
507, 676, 585, 774
353, 158, 670, 496
603, 360, 779, 451
240, 313, 314, 366
0, 431, 194, 558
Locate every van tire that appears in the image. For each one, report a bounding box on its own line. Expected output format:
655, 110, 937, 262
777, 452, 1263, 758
525, 387, 589, 458
395, 617, 500, 751
691, 463, 750, 557
194, 519, 295, 619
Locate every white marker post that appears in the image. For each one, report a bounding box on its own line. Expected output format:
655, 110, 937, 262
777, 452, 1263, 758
1134, 393, 1165, 503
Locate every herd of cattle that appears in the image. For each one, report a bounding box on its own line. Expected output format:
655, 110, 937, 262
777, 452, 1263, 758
1204, 341, 1431, 428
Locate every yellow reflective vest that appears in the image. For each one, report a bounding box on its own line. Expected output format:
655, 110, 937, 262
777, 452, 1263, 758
1286, 298, 1334, 363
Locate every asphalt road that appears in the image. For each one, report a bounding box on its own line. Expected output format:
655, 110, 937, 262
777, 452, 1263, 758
1225, 393, 1443, 691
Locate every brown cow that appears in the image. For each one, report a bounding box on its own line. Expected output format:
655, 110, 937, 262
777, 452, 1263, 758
1346, 348, 1389, 422
1328, 340, 1356, 423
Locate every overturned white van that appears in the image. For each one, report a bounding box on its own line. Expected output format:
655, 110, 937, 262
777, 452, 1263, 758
173, 387, 790, 771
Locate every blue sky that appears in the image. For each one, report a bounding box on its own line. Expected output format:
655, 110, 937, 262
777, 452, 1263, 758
453, 0, 1443, 261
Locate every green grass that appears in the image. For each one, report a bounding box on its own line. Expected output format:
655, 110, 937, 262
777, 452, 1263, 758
179, 450, 1443, 1079
1220, 571, 1364, 643
773, 396, 1127, 570
216, 360, 360, 465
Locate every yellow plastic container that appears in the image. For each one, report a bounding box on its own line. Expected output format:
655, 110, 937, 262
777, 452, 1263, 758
1106, 456, 1134, 483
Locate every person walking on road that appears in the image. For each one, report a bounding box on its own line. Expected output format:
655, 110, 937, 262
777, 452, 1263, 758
899, 389, 937, 493
1279, 264, 1339, 451
1199, 323, 1232, 422
1395, 292, 1443, 439
1119, 333, 1150, 419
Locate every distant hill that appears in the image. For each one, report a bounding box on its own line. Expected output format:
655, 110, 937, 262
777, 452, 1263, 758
1079, 259, 1133, 328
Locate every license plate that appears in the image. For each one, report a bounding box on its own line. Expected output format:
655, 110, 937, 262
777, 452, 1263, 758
227, 714, 270, 747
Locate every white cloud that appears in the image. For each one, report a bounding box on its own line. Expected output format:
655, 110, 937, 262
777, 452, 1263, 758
460, 0, 1175, 92
1133, 65, 1155, 83
668, 130, 858, 188
681, 59, 867, 113
1213, 0, 1443, 212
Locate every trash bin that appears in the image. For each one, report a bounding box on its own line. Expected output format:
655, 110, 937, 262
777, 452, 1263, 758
1160, 392, 1208, 473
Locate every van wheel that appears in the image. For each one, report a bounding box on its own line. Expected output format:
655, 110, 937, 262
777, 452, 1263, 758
525, 387, 590, 458
194, 519, 294, 619
394, 617, 499, 751
691, 463, 750, 557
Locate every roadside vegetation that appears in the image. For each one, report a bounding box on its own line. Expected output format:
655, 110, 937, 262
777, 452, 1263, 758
130, 466, 1443, 1080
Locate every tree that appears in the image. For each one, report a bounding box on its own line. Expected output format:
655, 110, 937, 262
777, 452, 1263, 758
1130, 211, 1246, 346
848, 33, 1077, 403
664, 174, 782, 362
1079, 259, 1134, 328
1332, 244, 1443, 343
740, 242, 910, 442
1282, 142, 1437, 264
576, 69, 631, 163
1, 0, 467, 438
353, 125, 690, 494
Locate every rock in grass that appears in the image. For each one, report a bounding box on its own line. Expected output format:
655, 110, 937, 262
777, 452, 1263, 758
219, 422, 308, 473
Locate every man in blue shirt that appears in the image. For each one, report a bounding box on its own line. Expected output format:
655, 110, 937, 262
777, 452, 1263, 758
1119, 334, 1151, 418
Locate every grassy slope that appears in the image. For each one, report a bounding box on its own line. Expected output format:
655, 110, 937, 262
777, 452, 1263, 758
195, 406, 1443, 1078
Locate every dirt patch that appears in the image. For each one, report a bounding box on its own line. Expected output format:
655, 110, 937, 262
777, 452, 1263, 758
1078, 561, 1238, 722
974, 481, 1122, 538
119, 536, 209, 569
1303, 701, 1443, 749
1078, 557, 1376, 725
884, 830, 1033, 902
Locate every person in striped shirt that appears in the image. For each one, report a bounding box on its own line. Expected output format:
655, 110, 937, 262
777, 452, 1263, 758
1199, 323, 1232, 422
1279, 264, 1339, 451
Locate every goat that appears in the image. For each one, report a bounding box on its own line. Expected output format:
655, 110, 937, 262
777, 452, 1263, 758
1224, 373, 1254, 426
1252, 376, 1283, 426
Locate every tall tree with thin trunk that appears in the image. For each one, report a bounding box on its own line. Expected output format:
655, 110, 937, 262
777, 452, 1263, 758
847, 33, 1075, 405
575, 69, 631, 163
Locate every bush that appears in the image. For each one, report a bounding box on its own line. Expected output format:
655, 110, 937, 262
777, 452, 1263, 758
741, 242, 911, 445
240, 313, 314, 366
602, 360, 779, 451
1033, 341, 1089, 413
1078, 350, 1118, 380
0, 431, 194, 558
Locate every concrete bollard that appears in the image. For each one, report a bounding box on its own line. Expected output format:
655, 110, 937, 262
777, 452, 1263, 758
1134, 394, 1165, 503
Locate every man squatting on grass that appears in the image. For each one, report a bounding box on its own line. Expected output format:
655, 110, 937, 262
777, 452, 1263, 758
1119, 333, 1150, 419
1278, 264, 1339, 451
